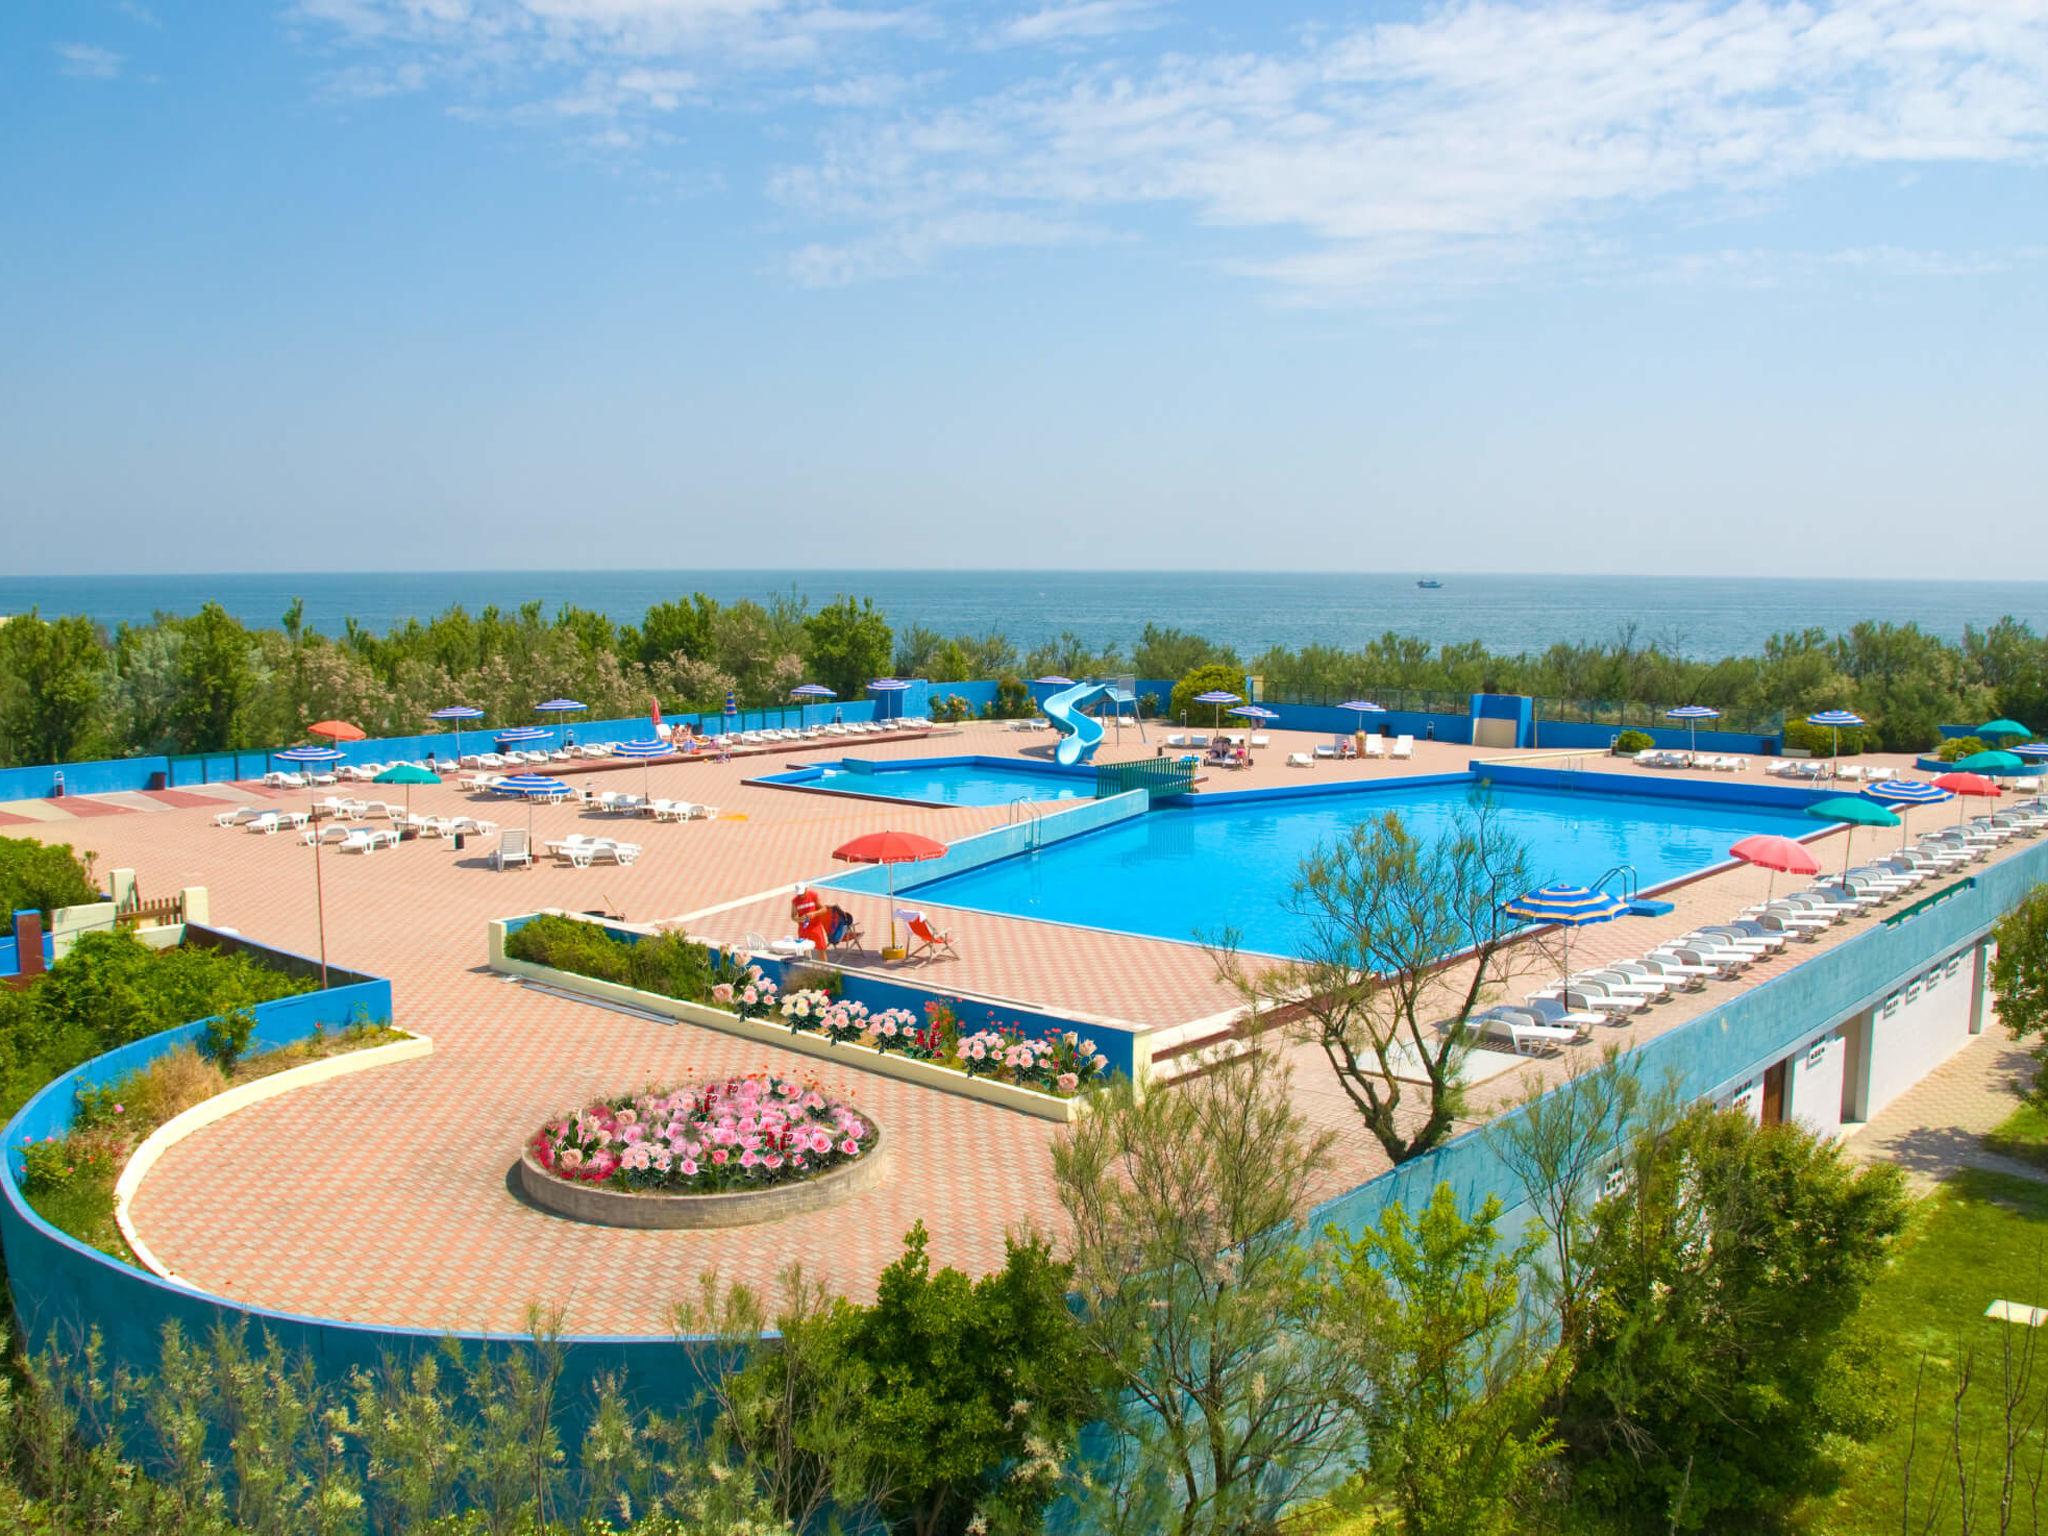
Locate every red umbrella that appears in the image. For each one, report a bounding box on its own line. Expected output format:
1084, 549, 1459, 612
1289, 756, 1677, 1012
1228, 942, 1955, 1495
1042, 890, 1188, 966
1934, 772, 2003, 824
308, 720, 367, 742
1730, 833, 1820, 902
832, 831, 948, 952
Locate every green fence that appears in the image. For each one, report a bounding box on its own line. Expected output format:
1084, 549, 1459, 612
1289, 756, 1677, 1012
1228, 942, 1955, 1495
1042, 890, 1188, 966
1095, 757, 1194, 804
1530, 696, 1783, 736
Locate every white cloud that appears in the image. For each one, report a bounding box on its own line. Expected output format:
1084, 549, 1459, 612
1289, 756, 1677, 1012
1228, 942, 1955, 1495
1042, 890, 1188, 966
54, 41, 124, 79
991, 0, 1166, 48
777, 0, 2048, 296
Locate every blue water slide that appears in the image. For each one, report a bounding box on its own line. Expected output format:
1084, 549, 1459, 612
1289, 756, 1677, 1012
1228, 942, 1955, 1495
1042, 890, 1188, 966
1044, 681, 1110, 766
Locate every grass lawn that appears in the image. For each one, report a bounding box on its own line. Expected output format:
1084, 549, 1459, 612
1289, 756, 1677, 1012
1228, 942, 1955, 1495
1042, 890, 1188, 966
1801, 1168, 2048, 1534
1984, 1102, 2048, 1172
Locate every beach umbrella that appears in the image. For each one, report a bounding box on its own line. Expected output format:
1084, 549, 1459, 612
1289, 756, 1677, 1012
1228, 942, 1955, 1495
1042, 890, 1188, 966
495, 726, 553, 757
308, 719, 366, 743
1666, 704, 1721, 759
791, 684, 836, 697
1934, 770, 2003, 825
1729, 832, 1820, 902
278, 746, 349, 986
1503, 884, 1629, 996
1978, 719, 2032, 741
1337, 700, 1385, 715
2012, 743, 2048, 761
1033, 676, 1075, 687
868, 677, 911, 723
1805, 795, 1899, 878
430, 704, 485, 759
374, 761, 439, 816
832, 830, 948, 951
493, 772, 571, 840
535, 698, 586, 713
1864, 777, 1953, 847
610, 737, 673, 797
1805, 710, 1865, 777
1192, 689, 1240, 730
1953, 749, 2025, 777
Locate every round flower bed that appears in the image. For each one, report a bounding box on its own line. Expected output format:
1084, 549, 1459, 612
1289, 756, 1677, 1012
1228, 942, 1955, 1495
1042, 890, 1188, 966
518, 1074, 887, 1230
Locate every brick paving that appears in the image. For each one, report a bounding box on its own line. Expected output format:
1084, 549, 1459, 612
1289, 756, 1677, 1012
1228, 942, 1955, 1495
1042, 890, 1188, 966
1843, 1018, 2043, 1191
4, 722, 2038, 1333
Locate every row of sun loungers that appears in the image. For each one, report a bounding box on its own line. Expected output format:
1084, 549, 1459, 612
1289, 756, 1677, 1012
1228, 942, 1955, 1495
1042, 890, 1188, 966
1466, 796, 2046, 1058
1634, 750, 1752, 771
1285, 735, 1416, 767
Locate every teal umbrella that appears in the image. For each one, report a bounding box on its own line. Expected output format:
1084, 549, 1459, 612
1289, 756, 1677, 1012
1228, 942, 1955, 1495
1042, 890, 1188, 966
375, 762, 441, 816
1806, 795, 1900, 878
1954, 749, 2025, 776
1978, 719, 2031, 741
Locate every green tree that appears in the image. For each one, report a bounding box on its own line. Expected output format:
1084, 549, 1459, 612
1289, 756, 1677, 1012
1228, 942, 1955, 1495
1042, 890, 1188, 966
1992, 886, 2048, 1102
0, 837, 99, 920
168, 603, 256, 752
0, 610, 108, 767
1168, 663, 1244, 724
802, 596, 894, 700
1558, 1104, 1908, 1532
1324, 1185, 1561, 1536
634, 595, 718, 665
1133, 625, 1238, 681
1053, 1050, 1362, 1536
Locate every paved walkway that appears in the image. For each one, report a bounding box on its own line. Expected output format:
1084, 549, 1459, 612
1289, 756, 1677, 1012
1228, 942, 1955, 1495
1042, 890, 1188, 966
1844, 1020, 2043, 1191
4, 721, 2037, 1333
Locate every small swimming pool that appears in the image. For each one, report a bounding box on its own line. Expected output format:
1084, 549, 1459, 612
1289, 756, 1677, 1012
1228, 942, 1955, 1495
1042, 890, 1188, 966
897, 778, 1822, 956
759, 755, 1095, 807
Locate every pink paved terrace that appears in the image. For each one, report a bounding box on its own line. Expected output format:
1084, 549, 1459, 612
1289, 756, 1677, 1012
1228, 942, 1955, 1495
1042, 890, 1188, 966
4, 723, 2024, 1334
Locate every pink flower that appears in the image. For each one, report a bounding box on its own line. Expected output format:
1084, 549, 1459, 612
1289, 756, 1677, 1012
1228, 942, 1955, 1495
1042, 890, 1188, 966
713, 983, 734, 1004
559, 1148, 584, 1170
679, 1157, 698, 1176
1057, 1072, 1079, 1094
839, 1138, 858, 1156
712, 1148, 729, 1165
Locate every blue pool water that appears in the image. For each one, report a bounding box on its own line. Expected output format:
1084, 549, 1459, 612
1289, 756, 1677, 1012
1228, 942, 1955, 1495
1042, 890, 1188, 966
901, 780, 1822, 956
768, 757, 1093, 807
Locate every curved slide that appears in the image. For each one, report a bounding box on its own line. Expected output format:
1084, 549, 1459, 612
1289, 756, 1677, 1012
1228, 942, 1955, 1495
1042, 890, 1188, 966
1044, 681, 1110, 766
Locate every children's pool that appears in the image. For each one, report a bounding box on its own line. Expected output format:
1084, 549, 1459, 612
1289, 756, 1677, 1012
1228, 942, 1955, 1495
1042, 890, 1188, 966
760, 756, 1094, 807
898, 779, 1822, 956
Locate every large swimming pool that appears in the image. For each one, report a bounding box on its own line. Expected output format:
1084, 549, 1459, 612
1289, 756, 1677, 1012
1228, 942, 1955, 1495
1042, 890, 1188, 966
899, 779, 1822, 956
761, 756, 1095, 807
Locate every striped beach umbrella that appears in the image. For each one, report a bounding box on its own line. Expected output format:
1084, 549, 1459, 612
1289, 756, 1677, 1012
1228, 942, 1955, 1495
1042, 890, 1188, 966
1338, 700, 1385, 714
1192, 688, 1240, 730
611, 736, 673, 796
1033, 675, 1075, 687
1806, 709, 1865, 775
495, 726, 553, 754
1503, 883, 1629, 995
278, 746, 349, 985
492, 772, 570, 837
869, 677, 911, 722
276, 744, 345, 771
1666, 704, 1721, 759
535, 698, 586, 713
430, 703, 485, 758
791, 684, 836, 697
1865, 776, 1954, 848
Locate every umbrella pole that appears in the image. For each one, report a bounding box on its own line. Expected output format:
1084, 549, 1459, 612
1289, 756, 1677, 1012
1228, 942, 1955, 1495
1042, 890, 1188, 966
888, 864, 898, 952
312, 830, 329, 990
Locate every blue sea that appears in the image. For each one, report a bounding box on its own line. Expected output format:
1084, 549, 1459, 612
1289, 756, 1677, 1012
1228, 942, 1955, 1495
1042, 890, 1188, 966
2, 570, 2045, 660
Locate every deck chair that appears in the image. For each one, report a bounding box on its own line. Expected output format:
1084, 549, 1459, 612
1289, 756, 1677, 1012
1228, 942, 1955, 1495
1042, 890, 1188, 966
824, 904, 866, 954
492, 827, 533, 870
896, 909, 957, 962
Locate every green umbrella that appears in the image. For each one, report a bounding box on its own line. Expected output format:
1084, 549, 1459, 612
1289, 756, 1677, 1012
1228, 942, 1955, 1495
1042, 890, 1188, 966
1978, 719, 2031, 740
1806, 795, 1900, 878
375, 762, 441, 817
1954, 749, 2025, 776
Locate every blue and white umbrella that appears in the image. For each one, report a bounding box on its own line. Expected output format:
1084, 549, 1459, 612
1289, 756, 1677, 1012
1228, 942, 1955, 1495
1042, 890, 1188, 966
1191, 688, 1240, 729
430, 703, 485, 757
494, 773, 570, 796
611, 737, 673, 794
1504, 883, 1629, 996
1034, 675, 1075, 687
869, 677, 911, 722
276, 744, 345, 774
2012, 742, 2048, 760
1806, 709, 1865, 774
1666, 704, 1721, 758
535, 698, 586, 713
791, 684, 836, 698
495, 726, 553, 748
1338, 700, 1385, 714
1865, 776, 1953, 846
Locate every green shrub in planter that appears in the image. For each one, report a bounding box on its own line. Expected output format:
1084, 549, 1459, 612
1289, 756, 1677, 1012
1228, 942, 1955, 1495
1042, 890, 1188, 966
1783, 718, 1868, 756
1937, 735, 1988, 762
1614, 729, 1656, 755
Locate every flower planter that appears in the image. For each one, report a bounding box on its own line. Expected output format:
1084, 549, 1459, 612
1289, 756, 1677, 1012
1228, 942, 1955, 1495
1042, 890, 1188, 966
516, 1125, 890, 1230
487, 927, 1093, 1122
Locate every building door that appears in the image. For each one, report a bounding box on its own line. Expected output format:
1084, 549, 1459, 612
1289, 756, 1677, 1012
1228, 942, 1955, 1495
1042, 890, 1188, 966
1761, 1059, 1788, 1126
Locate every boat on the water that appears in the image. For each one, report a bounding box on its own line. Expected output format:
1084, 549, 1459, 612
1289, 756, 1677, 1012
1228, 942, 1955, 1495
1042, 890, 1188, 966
1416, 578, 1443, 589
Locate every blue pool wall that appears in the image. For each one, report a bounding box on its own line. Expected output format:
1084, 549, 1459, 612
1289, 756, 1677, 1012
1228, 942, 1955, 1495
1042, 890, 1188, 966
754, 753, 1100, 799
496, 902, 1145, 1082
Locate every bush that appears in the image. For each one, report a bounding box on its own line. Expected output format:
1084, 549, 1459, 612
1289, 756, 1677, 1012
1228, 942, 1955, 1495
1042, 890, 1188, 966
199, 1007, 255, 1073
0, 836, 98, 920
1170, 663, 1244, 724
1782, 718, 1867, 756
991, 675, 1034, 718
1938, 734, 1988, 762
931, 693, 973, 724
504, 914, 715, 1003
1613, 729, 1655, 754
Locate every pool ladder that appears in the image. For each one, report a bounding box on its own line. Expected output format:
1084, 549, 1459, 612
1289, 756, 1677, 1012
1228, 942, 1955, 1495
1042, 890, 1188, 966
1007, 794, 1043, 851
1594, 864, 1640, 902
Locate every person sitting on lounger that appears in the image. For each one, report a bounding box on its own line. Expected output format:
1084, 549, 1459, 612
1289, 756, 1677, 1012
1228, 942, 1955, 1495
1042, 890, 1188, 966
825, 905, 863, 951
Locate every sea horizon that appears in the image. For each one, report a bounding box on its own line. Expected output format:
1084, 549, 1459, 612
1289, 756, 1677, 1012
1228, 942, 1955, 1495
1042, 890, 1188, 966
4, 568, 2046, 662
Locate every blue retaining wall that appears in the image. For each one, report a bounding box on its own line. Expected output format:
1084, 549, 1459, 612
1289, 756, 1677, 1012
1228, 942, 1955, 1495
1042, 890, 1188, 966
1250, 702, 1475, 744
1472, 761, 1839, 812
754, 754, 1098, 802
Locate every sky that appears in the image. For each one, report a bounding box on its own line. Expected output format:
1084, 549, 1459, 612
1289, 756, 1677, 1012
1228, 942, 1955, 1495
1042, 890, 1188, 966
2, 0, 2046, 579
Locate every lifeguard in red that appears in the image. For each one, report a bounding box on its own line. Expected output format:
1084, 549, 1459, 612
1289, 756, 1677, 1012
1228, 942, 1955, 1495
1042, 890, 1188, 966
790, 884, 831, 958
